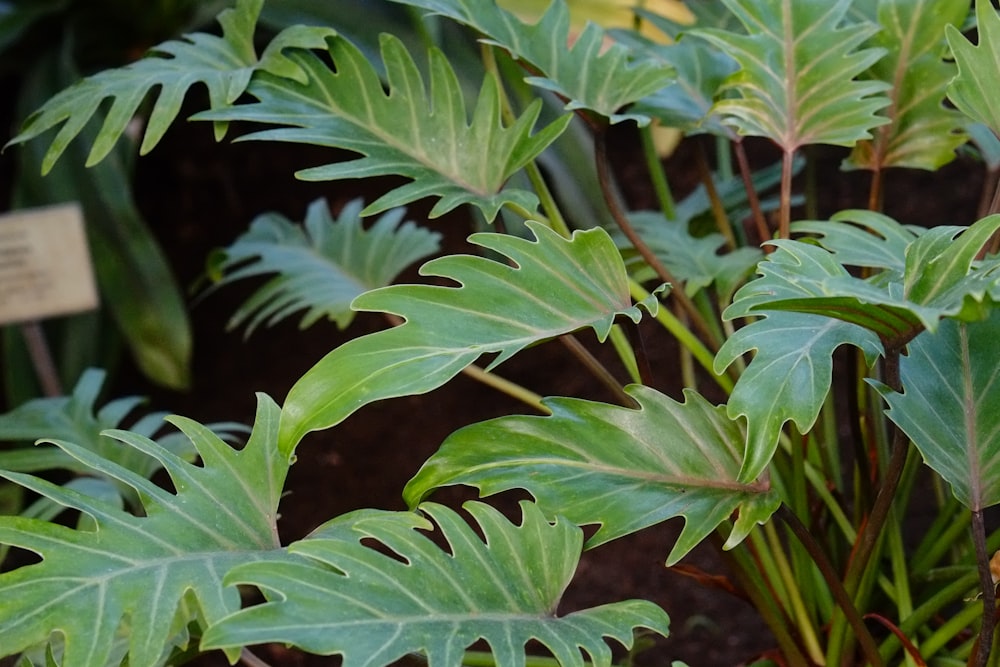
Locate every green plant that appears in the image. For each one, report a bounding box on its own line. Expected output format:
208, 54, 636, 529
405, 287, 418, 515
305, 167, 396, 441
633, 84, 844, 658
4, 0, 1000, 665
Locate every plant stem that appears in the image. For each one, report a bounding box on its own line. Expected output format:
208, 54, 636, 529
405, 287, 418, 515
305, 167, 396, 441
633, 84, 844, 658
461, 364, 550, 414
20, 321, 62, 397
868, 168, 884, 212
639, 123, 677, 219
732, 139, 771, 246
778, 147, 795, 240
240, 649, 273, 667
559, 334, 636, 407
628, 280, 734, 394
778, 505, 885, 667
695, 142, 739, 250
722, 539, 812, 667
594, 129, 720, 351
971, 508, 996, 667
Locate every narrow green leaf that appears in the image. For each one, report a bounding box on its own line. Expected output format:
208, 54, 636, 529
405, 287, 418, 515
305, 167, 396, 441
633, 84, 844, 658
693, 0, 890, 150
5, 0, 336, 172
202, 501, 670, 667
208, 198, 441, 334
405, 385, 778, 565
279, 222, 658, 453
874, 309, 1000, 511
389, 0, 674, 124
846, 0, 968, 170
198, 33, 570, 220
947, 2, 1000, 137
0, 395, 290, 666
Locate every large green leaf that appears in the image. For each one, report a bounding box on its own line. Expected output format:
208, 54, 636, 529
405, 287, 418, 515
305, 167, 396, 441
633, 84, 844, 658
0, 395, 290, 666
947, 2, 1000, 137
5, 0, 335, 172
389, 0, 674, 124
279, 222, 659, 452
740, 214, 1000, 339
202, 501, 670, 666
405, 385, 779, 565
874, 309, 1000, 511
198, 33, 571, 221
693, 0, 890, 150
845, 0, 968, 170
208, 198, 441, 334
717, 213, 1000, 481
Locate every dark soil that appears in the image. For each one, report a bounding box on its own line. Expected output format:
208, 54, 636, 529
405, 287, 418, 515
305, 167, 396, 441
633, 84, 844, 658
1, 85, 989, 666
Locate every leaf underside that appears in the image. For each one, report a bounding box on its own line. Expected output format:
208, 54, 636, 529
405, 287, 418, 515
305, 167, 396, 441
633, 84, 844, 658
202, 501, 671, 667
405, 385, 779, 564
876, 310, 1000, 511
693, 0, 891, 150
846, 0, 968, 171
718, 212, 1000, 481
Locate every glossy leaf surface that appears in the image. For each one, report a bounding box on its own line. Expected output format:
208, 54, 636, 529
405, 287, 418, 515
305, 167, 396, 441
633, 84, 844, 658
203, 501, 670, 666
280, 222, 658, 452
0, 396, 290, 666
209, 198, 440, 334
405, 386, 778, 564
390, 0, 673, 124
200, 33, 570, 220
693, 0, 890, 150
719, 213, 1000, 481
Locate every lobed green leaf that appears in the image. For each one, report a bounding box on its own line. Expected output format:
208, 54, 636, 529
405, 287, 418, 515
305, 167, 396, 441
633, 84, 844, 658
846, 0, 968, 171
279, 222, 658, 453
202, 501, 671, 667
208, 198, 440, 334
390, 0, 674, 124
947, 2, 1000, 138
198, 33, 570, 220
693, 0, 890, 151
874, 309, 1000, 511
5, 0, 335, 172
405, 385, 778, 565
0, 395, 290, 666
719, 213, 1000, 481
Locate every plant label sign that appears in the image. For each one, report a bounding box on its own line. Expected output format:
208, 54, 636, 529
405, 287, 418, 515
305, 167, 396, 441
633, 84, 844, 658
0, 203, 99, 325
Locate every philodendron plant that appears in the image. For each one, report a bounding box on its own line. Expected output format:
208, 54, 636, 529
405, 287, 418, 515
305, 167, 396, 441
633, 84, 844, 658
4, 0, 1000, 665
